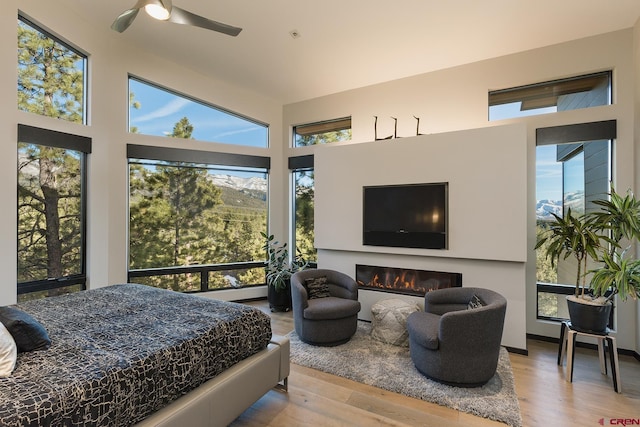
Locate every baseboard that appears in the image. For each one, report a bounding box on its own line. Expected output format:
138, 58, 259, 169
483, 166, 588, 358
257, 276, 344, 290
505, 346, 528, 356
526, 333, 640, 360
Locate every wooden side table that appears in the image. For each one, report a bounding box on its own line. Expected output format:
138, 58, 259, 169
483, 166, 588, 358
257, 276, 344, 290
557, 321, 621, 393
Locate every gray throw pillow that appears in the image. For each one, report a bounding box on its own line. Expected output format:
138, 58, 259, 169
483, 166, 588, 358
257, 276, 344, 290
0, 307, 51, 352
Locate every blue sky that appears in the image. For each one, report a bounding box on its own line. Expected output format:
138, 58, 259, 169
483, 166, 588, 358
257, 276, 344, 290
128, 79, 268, 147
536, 145, 562, 202
490, 103, 561, 202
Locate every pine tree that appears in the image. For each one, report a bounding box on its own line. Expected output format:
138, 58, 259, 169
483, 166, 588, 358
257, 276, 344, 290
17, 20, 84, 122
129, 117, 226, 290
17, 20, 85, 286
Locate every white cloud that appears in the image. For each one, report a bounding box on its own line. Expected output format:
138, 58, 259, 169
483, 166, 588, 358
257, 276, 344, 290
214, 126, 261, 139
134, 98, 190, 123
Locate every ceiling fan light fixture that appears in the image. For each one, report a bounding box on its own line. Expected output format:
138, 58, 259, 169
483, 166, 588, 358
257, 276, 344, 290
111, 0, 241, 36
144, 0, 172, 20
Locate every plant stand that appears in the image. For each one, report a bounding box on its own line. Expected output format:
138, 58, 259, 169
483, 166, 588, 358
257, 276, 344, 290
557, 321, 621, 393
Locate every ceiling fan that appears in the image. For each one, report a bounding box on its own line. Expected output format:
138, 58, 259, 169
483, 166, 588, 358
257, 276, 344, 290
111, 0, 242, 37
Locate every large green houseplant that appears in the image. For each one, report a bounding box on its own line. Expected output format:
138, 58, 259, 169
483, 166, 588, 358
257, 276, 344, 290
536, 187, 640, 332
262, 232, 308, 312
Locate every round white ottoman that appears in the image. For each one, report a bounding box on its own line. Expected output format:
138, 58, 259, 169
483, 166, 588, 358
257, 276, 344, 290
371, 298, 420, 347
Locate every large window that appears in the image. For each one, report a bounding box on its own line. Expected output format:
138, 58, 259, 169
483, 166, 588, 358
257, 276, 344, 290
536, 121, 615, 321
293, 117, 351, 147
289, 156, 316, 263
489, 71, 611, 121
290, 117, 351, 262
17, 125, 90, 301
129, 77, 268, 147
127, 145, 269, 292
18, 15, 87, 124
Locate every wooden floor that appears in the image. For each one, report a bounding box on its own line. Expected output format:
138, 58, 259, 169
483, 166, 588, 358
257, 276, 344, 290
231, 301, 640, 426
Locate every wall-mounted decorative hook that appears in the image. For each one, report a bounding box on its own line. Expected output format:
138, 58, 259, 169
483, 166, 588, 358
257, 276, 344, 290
414, 116, 424, 136
374, 116, 392, 140
391, 117, 399, 139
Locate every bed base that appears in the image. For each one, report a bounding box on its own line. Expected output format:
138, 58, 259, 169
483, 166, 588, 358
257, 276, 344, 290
136, 335, 290, 427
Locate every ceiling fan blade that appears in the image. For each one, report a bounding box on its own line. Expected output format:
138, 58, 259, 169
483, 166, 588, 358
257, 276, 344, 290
168, 6, 242, 37
111, 8, 141, 33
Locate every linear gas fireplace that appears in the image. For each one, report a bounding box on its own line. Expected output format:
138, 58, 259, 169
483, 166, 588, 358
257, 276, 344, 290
356, 264, 462, 297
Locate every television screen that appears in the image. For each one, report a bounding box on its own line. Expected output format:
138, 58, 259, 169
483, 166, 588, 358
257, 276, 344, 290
363, 182, 448, 249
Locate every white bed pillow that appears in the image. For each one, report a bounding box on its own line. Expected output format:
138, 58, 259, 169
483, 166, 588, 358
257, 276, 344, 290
0, 322, 17, 377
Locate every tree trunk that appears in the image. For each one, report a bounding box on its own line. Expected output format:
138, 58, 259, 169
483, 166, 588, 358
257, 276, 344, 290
39, 153, 63, 278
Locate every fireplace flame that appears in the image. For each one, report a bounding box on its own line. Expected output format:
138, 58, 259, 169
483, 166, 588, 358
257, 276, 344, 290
356, 265, 461, 296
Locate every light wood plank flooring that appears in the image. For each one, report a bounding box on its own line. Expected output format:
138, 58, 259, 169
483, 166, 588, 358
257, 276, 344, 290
231, 301, 640, 426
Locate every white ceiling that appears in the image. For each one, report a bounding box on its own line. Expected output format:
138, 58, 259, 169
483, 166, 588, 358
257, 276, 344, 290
62, 0, 640, 104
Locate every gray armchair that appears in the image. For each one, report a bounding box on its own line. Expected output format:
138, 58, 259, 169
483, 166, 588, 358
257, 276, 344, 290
406, 287, 507, 387
290, 269, 361, 346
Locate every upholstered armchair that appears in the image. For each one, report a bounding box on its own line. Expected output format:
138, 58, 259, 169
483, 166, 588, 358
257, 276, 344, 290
290, 269, 361, 346
406, 287, 507, 387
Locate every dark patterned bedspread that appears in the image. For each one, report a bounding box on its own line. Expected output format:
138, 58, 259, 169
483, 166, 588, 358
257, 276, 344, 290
0, 284, 272, 426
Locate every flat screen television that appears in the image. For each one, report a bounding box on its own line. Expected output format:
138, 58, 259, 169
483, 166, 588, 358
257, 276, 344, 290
363, 182, 448, 249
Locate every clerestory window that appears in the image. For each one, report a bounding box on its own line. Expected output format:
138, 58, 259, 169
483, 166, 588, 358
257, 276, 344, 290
489, 71, 612, 121
293, 117, 351, 147
18, 14, 87, 124
128, 76, 268, 147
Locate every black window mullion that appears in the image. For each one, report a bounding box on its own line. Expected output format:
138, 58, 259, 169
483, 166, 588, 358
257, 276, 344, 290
18, 124, 92, 153
288, 154, 314, 170
127, 144, 269, 169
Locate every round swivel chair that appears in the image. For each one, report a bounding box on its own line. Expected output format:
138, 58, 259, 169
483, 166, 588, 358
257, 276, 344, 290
290, 269, 361, 346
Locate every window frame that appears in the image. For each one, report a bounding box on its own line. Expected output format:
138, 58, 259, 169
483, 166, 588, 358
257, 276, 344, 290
18, 14, 89, 125
535, 120, 616, 325
126, 144, 271, 293
289, 155, 317, 265
17, 124, 91, 298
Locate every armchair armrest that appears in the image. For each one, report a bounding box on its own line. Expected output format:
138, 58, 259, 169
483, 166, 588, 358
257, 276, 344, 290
438, 300, 506, 349
290, 276, 309, 310
424, 287, 477, 315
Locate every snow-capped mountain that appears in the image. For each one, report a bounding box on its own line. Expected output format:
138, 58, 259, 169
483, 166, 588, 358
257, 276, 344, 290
209, 174, 267, 193
536, 199, 561, 220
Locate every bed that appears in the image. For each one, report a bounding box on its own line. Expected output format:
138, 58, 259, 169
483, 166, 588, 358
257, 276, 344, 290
0, 284, 289, 427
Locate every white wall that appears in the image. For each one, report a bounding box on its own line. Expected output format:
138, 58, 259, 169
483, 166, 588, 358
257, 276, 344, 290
314, 125, 527, 262
312, 125, 527, 350
5, 0, 285, 303
284, 29, 638, 351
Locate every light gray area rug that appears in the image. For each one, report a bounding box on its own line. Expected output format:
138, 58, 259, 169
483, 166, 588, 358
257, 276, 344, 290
289, 321, 522, 427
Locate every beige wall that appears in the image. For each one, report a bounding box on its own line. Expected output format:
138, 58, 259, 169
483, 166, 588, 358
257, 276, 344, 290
284, 29, 637, 350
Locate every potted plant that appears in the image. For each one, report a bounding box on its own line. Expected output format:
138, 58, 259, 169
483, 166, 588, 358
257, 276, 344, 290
262, 232, 308, 312
536, 186, 640, 332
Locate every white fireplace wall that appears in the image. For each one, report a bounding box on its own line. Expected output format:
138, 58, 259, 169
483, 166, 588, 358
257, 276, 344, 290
313, 124, 528, 351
